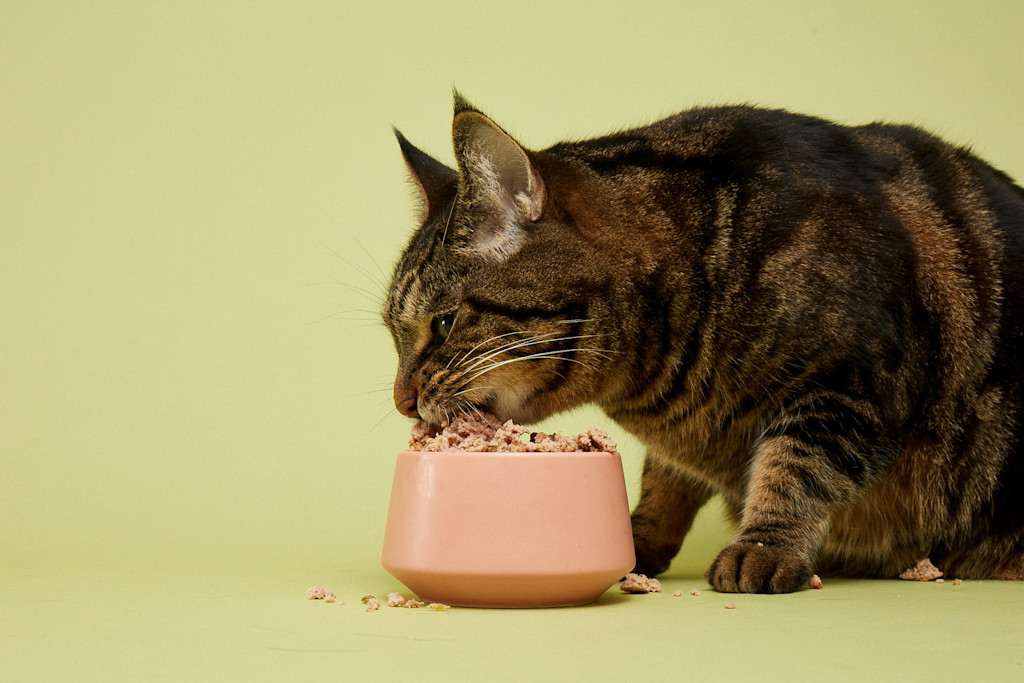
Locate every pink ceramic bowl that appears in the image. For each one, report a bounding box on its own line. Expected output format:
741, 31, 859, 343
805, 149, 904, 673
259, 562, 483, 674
381, 450, 636, 608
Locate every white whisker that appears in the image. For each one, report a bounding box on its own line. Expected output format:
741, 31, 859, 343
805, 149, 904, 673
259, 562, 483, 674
462, 346, 614, 386
455, 331, 560, 375
447, 329, 538, 370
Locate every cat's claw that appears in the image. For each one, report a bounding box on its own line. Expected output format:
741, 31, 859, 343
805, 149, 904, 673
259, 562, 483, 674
705, 541, 812, 594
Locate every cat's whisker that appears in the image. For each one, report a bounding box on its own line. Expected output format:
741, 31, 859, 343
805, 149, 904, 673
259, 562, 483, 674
555, 317, 605, 325
448, 331, 556, 383
467, 403, 489, 422
453, 385, 495, 397
447, 329, 540, 371
454, 331, 560, 375
316, 213, 390, 297
460, 331, 609, 370
318, 278, 387, 308
462, 347, 612, 386
452, 333, 618, 389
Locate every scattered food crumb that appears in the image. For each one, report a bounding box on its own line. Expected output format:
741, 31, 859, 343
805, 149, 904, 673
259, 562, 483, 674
427, 603, 451, 611
673, 590, 683, 597
690, 589, 702, 597
403, 599, 426, 608
952, 578, 963, 586
387, 592, 407, 607
756, 542, 764, 547
725, 601, 737, 609
621, 573, 663, 593
809, 574, 824, 590
936, 578, 945, 584
899, 558, 944, 581
324, 591, 337, 603
361, 595, 381, 612
308, 586, 327, 600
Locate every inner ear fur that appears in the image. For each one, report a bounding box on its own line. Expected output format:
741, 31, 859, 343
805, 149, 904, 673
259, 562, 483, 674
452, 110, 545, 222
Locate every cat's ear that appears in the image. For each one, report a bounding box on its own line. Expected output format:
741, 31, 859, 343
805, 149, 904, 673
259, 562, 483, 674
451, 101, 546, 224
394, 128, 458, 219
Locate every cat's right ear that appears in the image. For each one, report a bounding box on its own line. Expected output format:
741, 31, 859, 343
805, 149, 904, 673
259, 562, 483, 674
394, 128, 458, 219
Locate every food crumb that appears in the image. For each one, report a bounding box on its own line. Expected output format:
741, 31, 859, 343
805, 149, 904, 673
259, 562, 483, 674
690, 589, 702, 597
361, 595, 381, 612
899, 558, 944, 582
673, 590, 683, 597
403, 599, 426, 608
324, 591, 337, 603
936, 578, 945, 584
387, 592, 407, 607
621, 573, 663, 593
952, 578, 963, 586
307, 586, 327, 600
427, 603, 451, 611
809, 574, 824, 590
724, 601, 737, 609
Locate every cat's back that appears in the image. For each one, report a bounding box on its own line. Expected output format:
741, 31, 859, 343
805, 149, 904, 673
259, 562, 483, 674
547, 105, 1024, 211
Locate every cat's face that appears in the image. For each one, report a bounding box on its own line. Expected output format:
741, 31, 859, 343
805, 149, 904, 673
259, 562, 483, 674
383, 103, 615, 426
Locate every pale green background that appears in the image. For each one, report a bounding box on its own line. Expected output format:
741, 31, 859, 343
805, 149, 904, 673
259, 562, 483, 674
2, 1, 1023, 680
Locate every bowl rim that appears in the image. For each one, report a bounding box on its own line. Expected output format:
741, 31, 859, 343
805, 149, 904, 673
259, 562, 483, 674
397, 449, 619, 457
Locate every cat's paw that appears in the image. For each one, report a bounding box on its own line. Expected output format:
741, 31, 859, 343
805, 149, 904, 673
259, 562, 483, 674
630, 522, 682, 578
626, 548, 675, 577
705, 541, 812, 594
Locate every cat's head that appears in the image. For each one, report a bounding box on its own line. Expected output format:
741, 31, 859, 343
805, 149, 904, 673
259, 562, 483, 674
382, 94, 619, 426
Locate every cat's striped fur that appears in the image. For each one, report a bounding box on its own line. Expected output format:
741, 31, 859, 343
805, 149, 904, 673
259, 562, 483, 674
383, 93, 1024, 593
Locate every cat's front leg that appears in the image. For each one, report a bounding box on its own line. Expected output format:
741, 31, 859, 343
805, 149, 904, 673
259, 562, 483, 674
630, 455, 712, 577
706, 399, 890, 593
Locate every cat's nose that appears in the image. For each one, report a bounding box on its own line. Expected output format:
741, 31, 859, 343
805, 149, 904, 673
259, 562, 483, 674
394, 379, 420, 418
396, 395, 419, 418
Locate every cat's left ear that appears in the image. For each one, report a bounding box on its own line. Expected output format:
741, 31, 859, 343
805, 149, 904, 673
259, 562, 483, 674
394, 129, 459, 220
452, 109, 546, 223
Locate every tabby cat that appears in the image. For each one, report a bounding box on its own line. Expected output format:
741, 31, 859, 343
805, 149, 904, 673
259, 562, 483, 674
382, 92, 1024, 593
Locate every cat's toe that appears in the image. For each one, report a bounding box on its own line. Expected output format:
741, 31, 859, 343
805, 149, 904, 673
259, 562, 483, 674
705, 541, 812, 594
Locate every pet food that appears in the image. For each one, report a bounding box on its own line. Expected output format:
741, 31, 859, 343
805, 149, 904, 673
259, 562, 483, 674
409, 413, 616, 453
620, 573, 662, 593
899, 558, 943, 581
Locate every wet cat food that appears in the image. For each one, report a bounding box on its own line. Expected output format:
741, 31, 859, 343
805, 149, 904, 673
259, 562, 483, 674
409, 413, 617, 453
899, 558, 943, 581
620, 572, 663, 593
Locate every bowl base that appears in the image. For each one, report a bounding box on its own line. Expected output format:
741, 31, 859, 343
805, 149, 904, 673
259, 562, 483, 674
385, 566, 632, 608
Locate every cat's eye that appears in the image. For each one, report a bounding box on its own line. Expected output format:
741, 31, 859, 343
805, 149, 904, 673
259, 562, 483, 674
433, 312, 456, 342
